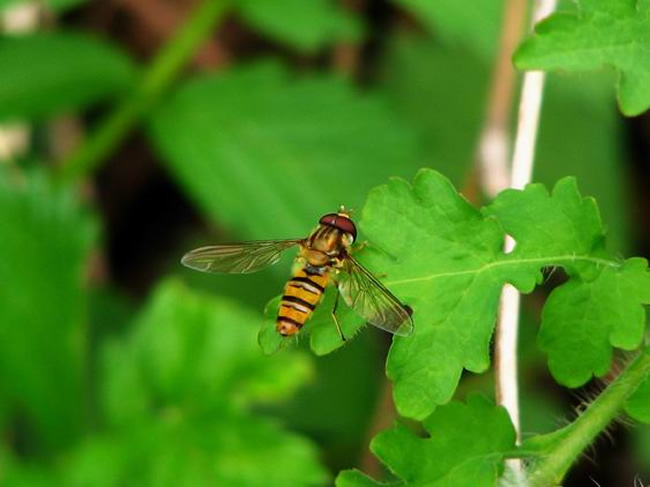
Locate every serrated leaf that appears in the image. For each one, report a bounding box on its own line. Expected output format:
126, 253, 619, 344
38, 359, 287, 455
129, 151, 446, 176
391, 0, 502, 60
0, 169, 96, 449
148, 61, 421, 241
626, 375, 650, 423
337, 395, 515, 486
91, 279, 327, 485
540, 258, 650, 386
514, 0, 650, 116
236, 0, 362, 52
0, 32, 136, 121
357, 169, 643, 419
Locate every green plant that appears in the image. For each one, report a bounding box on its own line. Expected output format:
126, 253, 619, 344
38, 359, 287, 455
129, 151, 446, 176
1, 0, 649, 485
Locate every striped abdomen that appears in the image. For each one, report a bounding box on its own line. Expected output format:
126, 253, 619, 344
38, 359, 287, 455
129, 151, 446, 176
276, 266, 330, 336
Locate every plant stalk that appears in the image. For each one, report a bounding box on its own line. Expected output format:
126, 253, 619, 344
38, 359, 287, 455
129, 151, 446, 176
495, 0, 557, 478
527, 349, 650, 486
58, 0, 229, 183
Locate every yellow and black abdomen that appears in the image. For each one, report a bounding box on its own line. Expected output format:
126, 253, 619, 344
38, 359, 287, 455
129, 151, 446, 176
276, 267, 330, 336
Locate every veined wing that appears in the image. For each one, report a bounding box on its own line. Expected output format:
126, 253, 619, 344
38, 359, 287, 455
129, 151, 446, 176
337, 255, 414, 336
181, 239, 302, 274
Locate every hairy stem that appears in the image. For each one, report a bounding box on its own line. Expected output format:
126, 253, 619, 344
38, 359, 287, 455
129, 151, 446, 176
58, 0, 229, 183
527, 349, 650, 486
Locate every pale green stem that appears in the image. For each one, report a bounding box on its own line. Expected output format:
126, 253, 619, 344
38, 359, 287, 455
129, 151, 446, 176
58, 0, 229, 182
527, 348, 650, 486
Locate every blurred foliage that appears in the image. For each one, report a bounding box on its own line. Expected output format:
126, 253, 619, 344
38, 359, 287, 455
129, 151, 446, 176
0, 33, 136, 121
235, 0, 362, 52
149, 61, 422, 241
0, 0, 648, 484
0, 169, 96, 451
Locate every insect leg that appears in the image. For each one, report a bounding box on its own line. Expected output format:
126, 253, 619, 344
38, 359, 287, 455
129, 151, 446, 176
331, 290, 346, 342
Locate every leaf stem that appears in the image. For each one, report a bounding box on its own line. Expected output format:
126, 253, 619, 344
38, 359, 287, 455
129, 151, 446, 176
57, 0, 229, 183
526, 349, 650, 486
495, 0, 557, 478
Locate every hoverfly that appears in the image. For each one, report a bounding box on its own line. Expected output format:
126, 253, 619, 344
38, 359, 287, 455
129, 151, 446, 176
181, 207, 413, 340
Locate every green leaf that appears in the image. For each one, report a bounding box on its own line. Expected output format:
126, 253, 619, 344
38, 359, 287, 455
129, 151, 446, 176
380, 36, 630, 252
148, 61, 422, 241
0, 169, 96, 449
537, 73, 630, 253
63, 410, 328, 487
88, 279, 327, 485
514, 0, 650, 116
259, 288, 365, 356
337, 395, 515, 486
391, 0, 503, 60
540, 258, 650, 386
357, 169, 644, 419
102, 279, 312, 425
236, 0, 362, 52
626, 375, 650, 423
0, 32, 136, 121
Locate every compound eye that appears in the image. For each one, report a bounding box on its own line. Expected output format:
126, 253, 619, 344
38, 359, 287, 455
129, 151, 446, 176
319, 213, 357, 241
334, 216, 357, 241
319, 213, 338, 226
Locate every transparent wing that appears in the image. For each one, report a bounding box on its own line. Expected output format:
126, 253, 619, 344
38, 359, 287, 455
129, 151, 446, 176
337, 255, 414, 336
181, 239, 302, 274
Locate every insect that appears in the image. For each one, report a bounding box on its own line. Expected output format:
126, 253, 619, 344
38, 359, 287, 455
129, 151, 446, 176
181, 207, 413, 340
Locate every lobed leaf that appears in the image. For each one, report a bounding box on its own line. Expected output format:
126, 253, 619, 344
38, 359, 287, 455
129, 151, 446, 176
357, 169, 647, 419
336, 395, 516, 486
0, 32, 136, 121
514, 0, 650, 116
540, 258, 650, 386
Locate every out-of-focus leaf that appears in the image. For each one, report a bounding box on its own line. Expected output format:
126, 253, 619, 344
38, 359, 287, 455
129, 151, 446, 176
0, 169, 96, 449
391, 0, 502, 60
632, 424, 650, 473
0, 32, 135, 121
236, 0, 362, 52
269, 329, 384, 470
379, 38, 489, 187
626, 374, 650, 423
148, 61, 422, 241
74, 279, 328, 485
337, 395, 516, 486
102, 279, 312, 425
64, 411, 328, 487
514, 0, 650, 116
0, 448, 51, 487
